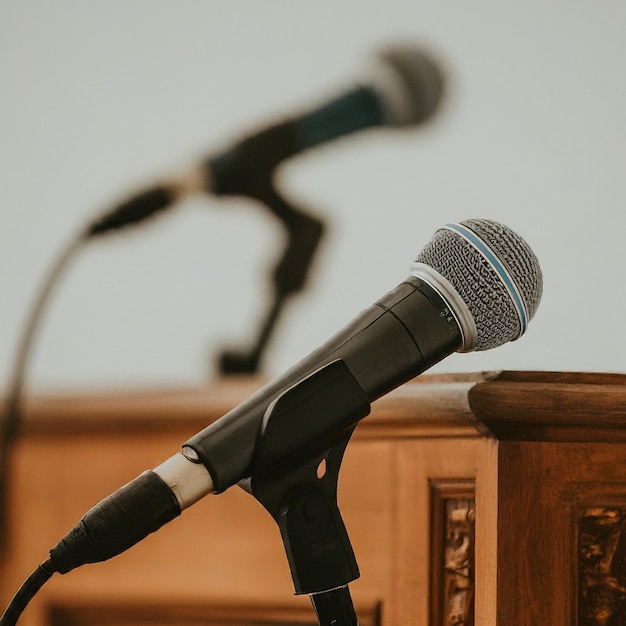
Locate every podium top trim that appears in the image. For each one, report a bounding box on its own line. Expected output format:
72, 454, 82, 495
14, 370, 626, 443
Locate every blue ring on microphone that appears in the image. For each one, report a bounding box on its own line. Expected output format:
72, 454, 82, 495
444, 223, 528, 336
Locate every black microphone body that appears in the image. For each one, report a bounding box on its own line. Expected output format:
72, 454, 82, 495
87, 45, 444, 236
186, 274, 460, 492
46, 272, 460, 577
206, 86, 386, 198
43, 218, 543, 582
47, 273, 461, 577
208, 41, 444, 200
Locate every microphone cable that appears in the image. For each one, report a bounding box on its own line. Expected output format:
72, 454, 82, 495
0, 185, 178, 553
0, 225, 96, 625
0, 228, 89, 547
0, 559, 56, 626
0, 190, 180, 619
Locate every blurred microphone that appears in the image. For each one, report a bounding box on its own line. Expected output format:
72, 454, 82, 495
86, 44, 445, 236
47, 218, 542, 575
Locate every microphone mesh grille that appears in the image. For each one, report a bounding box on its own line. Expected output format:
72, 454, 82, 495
379, 45, 445, 126
415, 219, 543, 350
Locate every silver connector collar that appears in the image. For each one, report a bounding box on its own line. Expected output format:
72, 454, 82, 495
410, 261, 477, 352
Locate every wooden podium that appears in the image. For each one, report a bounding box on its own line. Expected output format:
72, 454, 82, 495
1, 370, 626, 626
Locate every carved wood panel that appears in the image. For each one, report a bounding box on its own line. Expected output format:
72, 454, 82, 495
578, 506, 626, 625
430, 479, 475, 626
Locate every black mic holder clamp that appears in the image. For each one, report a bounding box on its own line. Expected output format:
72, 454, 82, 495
241, 359, 370, 626
208, 124, 326, 375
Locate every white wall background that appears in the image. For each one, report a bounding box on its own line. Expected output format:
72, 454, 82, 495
1, 1, 624, 395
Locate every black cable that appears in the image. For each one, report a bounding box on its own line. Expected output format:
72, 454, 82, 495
0, 195, 176, 550
0, 207, 179, 622
0, 187, 181, 494
0, 229, 89, 550
0, 558, 56, 626
1, 230, 87, 445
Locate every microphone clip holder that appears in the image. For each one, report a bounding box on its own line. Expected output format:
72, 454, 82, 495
243, 359, 370, 626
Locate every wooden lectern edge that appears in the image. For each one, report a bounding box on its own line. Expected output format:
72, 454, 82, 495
11, 370, 626, 443
468, 370, 626, 443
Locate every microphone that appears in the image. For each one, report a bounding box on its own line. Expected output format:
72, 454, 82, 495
86, 44, 445, 236
46, 218, 542, 576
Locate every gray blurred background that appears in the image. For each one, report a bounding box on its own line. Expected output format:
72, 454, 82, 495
1, 1, 624, 394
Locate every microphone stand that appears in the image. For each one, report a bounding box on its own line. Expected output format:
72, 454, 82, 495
218, 184, 324, 375
208, 121, 326, 375
243, 359, 370, 626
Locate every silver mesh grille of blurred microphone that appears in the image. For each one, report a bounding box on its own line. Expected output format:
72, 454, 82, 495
373, 45, 445, 126
413, 218, 543, 351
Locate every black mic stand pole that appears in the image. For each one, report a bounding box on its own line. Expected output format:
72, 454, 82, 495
242, 359, 371, 626
218, 183, 324, 375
